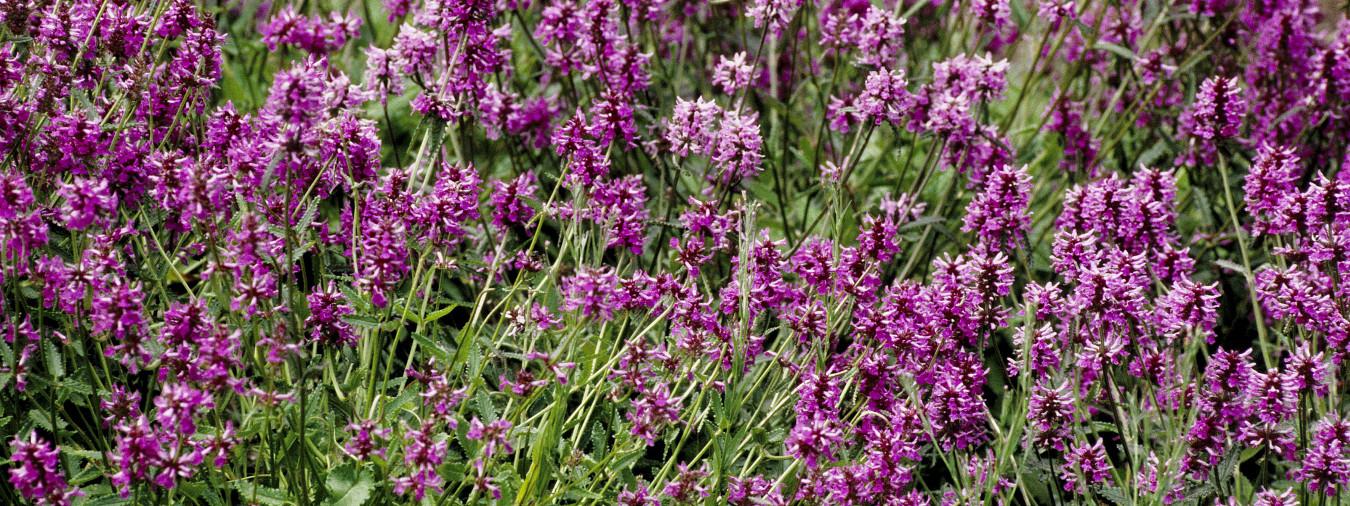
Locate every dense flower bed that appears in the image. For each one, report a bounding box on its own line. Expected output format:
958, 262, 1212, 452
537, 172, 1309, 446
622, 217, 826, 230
2, 0, 1350, 504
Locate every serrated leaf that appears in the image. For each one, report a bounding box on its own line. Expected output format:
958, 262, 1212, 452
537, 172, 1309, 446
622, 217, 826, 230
61, 448, 102, 462
609, 448, 643, 473
411, 332, 449, 363
232, 480, 291, 506
77, 491, 133, 506
1213, 259, 1247, 276
590, 420, 608, 456
1178, 481, 1216, 504
474, 388, 498, 422
297, 198, 320, 228
1097, 486, 1131, 505
467, 340, 483, 374
343, 316, 382, 330
44, 339, 64, 378
177, 482, 227, 506
384, 385, 420, 415
1093, 42, 1137, 60
422, 303, 462, 324
898, 215, 946, 232
62, 378, 93, 397
29, 410, 62, 431
325, 464, 375, 506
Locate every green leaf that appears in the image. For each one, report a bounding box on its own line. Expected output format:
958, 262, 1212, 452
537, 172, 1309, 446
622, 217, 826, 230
297, 198, 320, 229
61, 448, 103, 462
590, 419, 608, 456
1093, 42, 1137, 61
474, 388, 498, 422
468, 339, 483, 374
1097, 486, 1131, 505
232, 480, 291, 506
898, 215, 946, 232
608, 447, 644, 473
77, 491, 133, 506
44, 339, 64, 378
61, 378, 93, 397
411, 332, 450, 363
176, 482, 227, 506
422, 302, 462, 324
1213, 259, 1248, 276
383, 382, 419, 415
342, 316, 382, 330
29, 410, 64, 431
325, 464, 375, 506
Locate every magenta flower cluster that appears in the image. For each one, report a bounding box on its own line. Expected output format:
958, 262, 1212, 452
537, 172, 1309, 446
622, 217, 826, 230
4, 0, 1350, 504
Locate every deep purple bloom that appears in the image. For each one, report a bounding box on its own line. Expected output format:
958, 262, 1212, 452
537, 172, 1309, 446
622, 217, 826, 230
490, 171, 539, 230
1189, 75, 1245, 141
305, 282, 357, 347
1061, 439, 1112, 493
962, 164, 1032, 248
9, 433, 81, 506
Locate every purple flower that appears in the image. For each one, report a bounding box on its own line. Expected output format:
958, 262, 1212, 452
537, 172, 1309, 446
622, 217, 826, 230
925, 354, 990, 450
1246, 370, 1297, 424
153, 382, 214, 435
9, 433, 81, 506
490, 171, 539, 230
710, 109, 764, 183
785, 413, 844, 469
747, 0, 801, 37
153, 442, 204, 489
856, 6, 905, 67
151, 151, 230, 231
859, 69, 916, 126
662, 462, 710, 502
553, 111, 612, 187
1061, 439, 1112, 493
1286, 342, 1330, 397
1189, 75, 1245, 141
590, 90, 638, 148
628, 382, 681, 445
617, 481, 661, 506
413, 162, 482, 248
94, 279, 152, 371
962, 164, 1032, 249
57, 176, 118, 230
392, 420, 448, 501
727, 475, 787, 506
465, 418, 514, 462
666, 97, 721, 157
357, 197, 410, 308
1027, 381, 1075, 452
1245, 143, 1301, 235
931, 53, 1009, 103
1154, 278, 1220, 343
259, 7, 361, 54
1039, 0, 1077, 30
1009, 322, 1063, 378
1045, 93, 1097, 171
713, 52, 754, 94
561, 266, 621, 320
588, 175, 649, 254
109, 415, 161, 497
407, 361, 467, 422
1253, 488, 1297, 506
1295, 440, 1350, 495
305, 282, 357, 347
344, 420, 392, 461
968, 0, 1015, 50
364, 46, 405, 102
